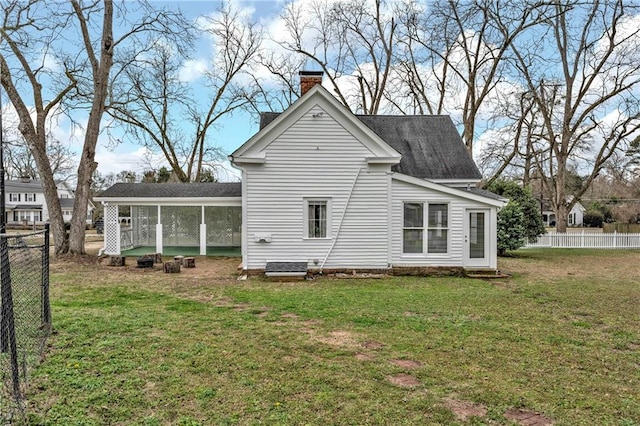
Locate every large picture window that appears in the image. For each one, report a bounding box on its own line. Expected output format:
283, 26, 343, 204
307, 200, 328, 238
403, 203, 423, 253
427, 203, 448, 253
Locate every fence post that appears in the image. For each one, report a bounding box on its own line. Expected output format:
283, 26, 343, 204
581, 230, 585, 248
613, 230, 617, 248
42, 224, 51, 330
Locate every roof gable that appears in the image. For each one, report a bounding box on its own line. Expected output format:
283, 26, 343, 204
230, 85, 401, 163
254, 105, 481, 181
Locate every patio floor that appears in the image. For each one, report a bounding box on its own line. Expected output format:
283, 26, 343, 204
121, 246, 241, 257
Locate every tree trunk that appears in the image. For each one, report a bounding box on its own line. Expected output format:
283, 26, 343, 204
555, 203, 568, 233
68, 0, 114, 254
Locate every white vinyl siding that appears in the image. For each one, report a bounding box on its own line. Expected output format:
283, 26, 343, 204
243, 105, 390, 270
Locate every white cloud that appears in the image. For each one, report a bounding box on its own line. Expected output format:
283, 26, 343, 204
179, 59, 208, 82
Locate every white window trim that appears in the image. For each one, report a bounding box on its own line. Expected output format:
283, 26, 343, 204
303, 198, 332, 240
402, 201, 450, 256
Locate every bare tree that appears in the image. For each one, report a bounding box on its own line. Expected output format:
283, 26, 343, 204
107, 2, 261, 182
263, 0, 397, 114
1, 0, 191, 253
4, 134, 75, 180
507, 0, 640, 232
395, 0, 548, 155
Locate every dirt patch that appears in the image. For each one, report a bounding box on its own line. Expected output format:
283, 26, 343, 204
362, 340, 384, 350
443, 398, 487, 421
386, 373, 420, 388
390, 359, 422, 369
281, 312, 299, 319
504, 408, 554, 425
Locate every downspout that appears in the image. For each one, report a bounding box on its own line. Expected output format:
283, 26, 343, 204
320, 168, 362, 271
228, 155, 248, 272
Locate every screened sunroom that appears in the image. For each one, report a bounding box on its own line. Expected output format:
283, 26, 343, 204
94, 183, 242, 256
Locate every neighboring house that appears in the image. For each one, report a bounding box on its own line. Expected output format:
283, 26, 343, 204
541, 198, 586, 227
229, 72, 505, 274
2, 178, 95, 226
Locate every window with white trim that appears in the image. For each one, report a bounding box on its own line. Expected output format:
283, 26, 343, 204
427, 204, 448, 253
9, 193, 20, 202
403, 203, 423, 253
403, 202, 449, 254
306, 199, 329, 238
25, 193, 36, 202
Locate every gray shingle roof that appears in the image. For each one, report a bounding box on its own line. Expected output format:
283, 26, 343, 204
259, 113, 481, 180
97, 182, 241, 198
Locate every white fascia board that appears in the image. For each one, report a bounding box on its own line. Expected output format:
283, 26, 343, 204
392, 173, 506, 207
366, 156, 402, 164
230, 85, 401, 162
228, 153, 265, 164
94, 196, 242, 206
430, 178, 482, 186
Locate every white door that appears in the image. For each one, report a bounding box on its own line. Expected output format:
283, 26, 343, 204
465, 209, 490, 268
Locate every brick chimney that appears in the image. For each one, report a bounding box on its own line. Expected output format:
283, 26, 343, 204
299, 70, 324, 96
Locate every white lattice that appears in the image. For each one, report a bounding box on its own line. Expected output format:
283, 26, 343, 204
104, 205, 120, 254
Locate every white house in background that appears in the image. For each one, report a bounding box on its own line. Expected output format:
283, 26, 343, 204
229, 72, 505, 275
2, 178, 95, 226
542, 198, 586, 227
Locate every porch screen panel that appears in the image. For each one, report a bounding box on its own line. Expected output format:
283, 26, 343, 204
161, 206, 201, 246
130, 206, 157, 247
205, 206, 242, 246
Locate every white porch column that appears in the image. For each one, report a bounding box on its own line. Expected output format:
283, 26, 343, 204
156, 205, 162, 253
200, 224, 207, 255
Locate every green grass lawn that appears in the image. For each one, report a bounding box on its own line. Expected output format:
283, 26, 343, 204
25, 250, 639, 425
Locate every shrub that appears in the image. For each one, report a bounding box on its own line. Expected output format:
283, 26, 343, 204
497, 201, 526, 256
583, 210, 604, 228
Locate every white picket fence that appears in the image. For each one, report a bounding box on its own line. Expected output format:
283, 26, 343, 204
525, 231, 640, 249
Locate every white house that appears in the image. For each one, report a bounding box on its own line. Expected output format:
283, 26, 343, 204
96, 72, 505, 275
2, 178, 95, 227
229, 73, 505, 275
542, 199, 586, 227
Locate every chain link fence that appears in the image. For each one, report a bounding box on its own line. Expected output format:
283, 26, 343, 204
0, 226, 50, 423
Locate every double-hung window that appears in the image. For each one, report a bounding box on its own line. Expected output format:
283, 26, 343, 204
25, 193, 36, 202
306, 200, 329, 238
9, 193, 20, 202
403, 202, 449, 254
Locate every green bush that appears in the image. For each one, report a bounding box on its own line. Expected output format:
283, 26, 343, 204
497, 200, 526, 255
